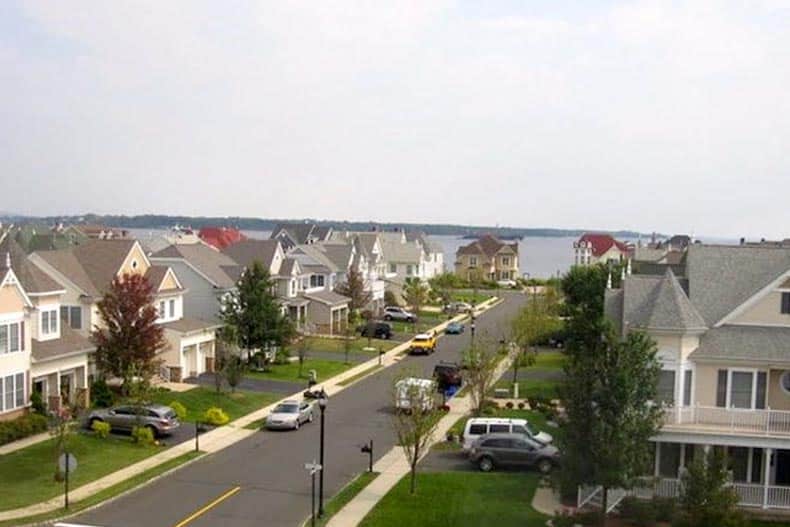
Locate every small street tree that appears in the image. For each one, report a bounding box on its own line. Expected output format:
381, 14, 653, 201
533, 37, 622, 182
92, 273, 166, 393
335, 267, 372, 322
222, 355, 246, 393
676, 449, 746, 527
403, 277, 429, 329
510, 289, 563, 384
391, 370, 441, 495
220, 261, 295, 363
464, 334, 502, 416
296, 332, 309, 379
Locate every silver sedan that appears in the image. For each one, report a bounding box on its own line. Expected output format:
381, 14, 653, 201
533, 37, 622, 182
265, 400, 315, 430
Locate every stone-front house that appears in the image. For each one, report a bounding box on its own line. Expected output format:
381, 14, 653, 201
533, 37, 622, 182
0, 236, 93, 420
29, 239, 218, 382
455, 234, 519, 282
602, 244, 790, 511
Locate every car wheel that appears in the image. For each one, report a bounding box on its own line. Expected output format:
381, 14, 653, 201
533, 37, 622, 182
478, 456, 494, 472
294, 419, 300, 430
308, 412, 314, 423
537, 459, 553, 475
384, 315, 392, 321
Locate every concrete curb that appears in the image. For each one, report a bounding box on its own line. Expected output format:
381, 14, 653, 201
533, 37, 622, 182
1, 296, 503, 522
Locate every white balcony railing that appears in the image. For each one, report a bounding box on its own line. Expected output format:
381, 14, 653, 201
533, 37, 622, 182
662, 404, 790, 436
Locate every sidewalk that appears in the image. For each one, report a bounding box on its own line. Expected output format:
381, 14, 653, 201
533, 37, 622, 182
326, 334, 516, 527
0, 296, 503, 523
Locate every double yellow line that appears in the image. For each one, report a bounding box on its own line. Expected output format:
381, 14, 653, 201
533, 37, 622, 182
172, 486, 241, 527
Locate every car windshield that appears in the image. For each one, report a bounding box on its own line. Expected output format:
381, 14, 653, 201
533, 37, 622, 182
274, 404, 299, 413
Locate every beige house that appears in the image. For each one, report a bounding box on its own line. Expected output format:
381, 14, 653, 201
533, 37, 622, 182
0, 236, 93, 421
455, 234, 519, 281
29, 239, 218, 383
599, 244, 790, 511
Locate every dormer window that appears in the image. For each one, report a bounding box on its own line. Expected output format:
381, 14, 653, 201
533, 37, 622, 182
41, 309, 59, 336
781, 292, 790, 314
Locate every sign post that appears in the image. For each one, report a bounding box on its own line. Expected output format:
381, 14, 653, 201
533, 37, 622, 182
304, 460, 322, 527
58, 452, 77, 510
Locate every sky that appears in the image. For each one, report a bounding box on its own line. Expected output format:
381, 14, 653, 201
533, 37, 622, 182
0, 1, 788, 238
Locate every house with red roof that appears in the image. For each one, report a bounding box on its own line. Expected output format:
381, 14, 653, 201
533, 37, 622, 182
573, 233, 630, 266
198, 227, 247, 250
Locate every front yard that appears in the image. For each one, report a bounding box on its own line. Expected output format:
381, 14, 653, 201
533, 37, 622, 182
0, 433, 164, 511
247, 358, 355, 384
304, 336, 399, 355
150, 386, 279, 423
495, 348, 565, 400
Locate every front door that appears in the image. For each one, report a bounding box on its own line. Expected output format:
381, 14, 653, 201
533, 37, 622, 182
775, 450, 790, 486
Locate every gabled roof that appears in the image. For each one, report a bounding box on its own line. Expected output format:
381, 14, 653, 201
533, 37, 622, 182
145, 265, 183, 292
0, 236, 64, 294
301, 289, 350, 307
644, 269, 706, 331
151, 243, 240, 289
380, 238, 423, 264
278, 257, 300, 277
198, 227, 247, 250
271, 223, 333, 247
577, 233, 629, 257
457, 234, 517, 259
292, 244, 339, 273
221, 239, 281, 271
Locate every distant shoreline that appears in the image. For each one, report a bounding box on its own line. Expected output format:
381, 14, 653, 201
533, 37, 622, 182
0, 213, 662, 240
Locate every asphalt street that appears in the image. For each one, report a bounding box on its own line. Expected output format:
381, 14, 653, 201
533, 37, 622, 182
68, 292, 527, 527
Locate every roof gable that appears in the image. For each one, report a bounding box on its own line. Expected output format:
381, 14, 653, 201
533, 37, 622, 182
578, 233, 629, 257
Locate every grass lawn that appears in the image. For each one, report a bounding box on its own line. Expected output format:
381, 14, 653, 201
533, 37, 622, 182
449, 291, 496, 305
150, 387, 279, 423
0, 433, 166, 512
495, 349, 566, 400
305, 336, 399, 355
309, 471, 379, 526
0, 450, 202, 527
359, 471, 547, 527
246, 358, 355, 383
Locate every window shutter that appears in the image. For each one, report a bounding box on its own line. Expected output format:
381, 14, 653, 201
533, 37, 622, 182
716, 370, 728, 407
20, 322, 24, 351
756, 372, 767, 409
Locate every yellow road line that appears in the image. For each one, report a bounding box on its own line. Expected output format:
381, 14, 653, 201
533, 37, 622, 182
172, 486, 241, 527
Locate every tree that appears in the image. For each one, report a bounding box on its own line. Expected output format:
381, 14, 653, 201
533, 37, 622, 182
296, 332, 309, 378
391, 370, 440, 495
464, 334, 502, 416
335, 267, 372, 322
559, 328, 662, 525
222, 355, 246, 393
676, 449, 746, 527
510, 290, 563, 385
220, 261, 295, 361
92, 273, 166, 392
403, 277, 429, 328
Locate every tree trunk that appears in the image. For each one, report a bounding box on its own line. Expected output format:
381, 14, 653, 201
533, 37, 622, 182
410, 463, 417, 494
600, 486, 608, 527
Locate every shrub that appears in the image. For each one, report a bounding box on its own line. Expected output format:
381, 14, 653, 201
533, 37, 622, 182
274, 347, 291, 365
0, 413, 49, 445
131, 425, 155, 446
203, 407, 230, 426
169, 401, 187, 421
505, 401, 514, 409
619, 496, 656, 527
91, 420, 111, 439
517, 401, 526, 410
91, 378, 115, 408
652, 496, 676, 522
30, 391, 47, 414
550, 510, 577, 527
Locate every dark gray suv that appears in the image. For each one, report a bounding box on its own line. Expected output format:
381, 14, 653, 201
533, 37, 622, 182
468, 433, 559, 474
87, 404, 180, 437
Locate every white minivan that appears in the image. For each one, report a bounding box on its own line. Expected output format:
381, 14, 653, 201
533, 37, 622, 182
462, 417, 553, 451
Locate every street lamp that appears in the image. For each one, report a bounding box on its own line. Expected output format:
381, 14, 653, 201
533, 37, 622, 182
318, 391, 328, 517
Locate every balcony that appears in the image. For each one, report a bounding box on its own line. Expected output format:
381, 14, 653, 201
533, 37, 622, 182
662, 404, 790, 437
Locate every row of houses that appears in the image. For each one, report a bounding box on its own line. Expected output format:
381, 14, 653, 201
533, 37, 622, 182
0, 222, 445, 421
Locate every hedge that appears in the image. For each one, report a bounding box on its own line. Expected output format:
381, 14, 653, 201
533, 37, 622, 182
0, 413, 49, 446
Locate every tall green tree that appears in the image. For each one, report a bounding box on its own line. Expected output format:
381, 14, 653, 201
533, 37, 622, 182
220, 261, 295, 360
403, 277, 429, 321
335, 267, 372, 322
92, 273, 166, 391
676, 449, 746, 527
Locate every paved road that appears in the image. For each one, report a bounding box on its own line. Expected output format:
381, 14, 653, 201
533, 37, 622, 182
69, 293, 527, 527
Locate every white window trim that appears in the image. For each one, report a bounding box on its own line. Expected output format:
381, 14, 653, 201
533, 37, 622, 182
40, 308, 59, 337
780, 371, 790, 396
726, 368, 764, 409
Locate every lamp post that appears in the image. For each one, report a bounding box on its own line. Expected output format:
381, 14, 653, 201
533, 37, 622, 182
318, 391, 328, 517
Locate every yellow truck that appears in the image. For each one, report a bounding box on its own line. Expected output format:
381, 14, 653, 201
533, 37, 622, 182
409, 330, 437, 355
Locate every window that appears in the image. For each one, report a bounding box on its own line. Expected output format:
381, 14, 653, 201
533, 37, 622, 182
469, 424, 487, 435
719, 369, 767, 409
0, 322, 22, 353
389, 263, 396, 273
781, 371, 790, 394
406, 265, 414, 276
159, 301, 166, 318
731, 372, 753, 408
481, 438, 510, 448
0, 325, 6, 354
14, 373, 23, 408
683, 370, 693, 406
41, 310, 58, 336
310, 275, 325, 288
490, 424, 510, 433
469, 257, 477, 266
659, 442, 681, 478
657, 370, 676, 404
502, 257, 510, 266
782, 292, 790, 314
168, 299, 175, 318
60, 306, 82, 330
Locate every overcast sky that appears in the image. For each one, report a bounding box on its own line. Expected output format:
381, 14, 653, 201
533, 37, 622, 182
1, 1, 788, 238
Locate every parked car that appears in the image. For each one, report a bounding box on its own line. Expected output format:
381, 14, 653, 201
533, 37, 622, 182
265, 400, 315, 430
497, 279, 518, 288
433, 361, 463, 390
409, 331, 437, 355
357, 321, 393, 339
395, 377, 436, 412
444, 301, 472, 314
383, 306, 417, 322
445, 321, 465, 334
87, 404, 180, 437
462, 417, 553, 451
468, 432, 559, 473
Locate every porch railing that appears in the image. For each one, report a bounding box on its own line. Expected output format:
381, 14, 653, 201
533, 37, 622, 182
663, 404, 790, 435
619, 478, 790, 510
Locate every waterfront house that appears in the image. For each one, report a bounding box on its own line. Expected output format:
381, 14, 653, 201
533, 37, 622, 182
270, 222, 333, 251
198, 226, 247, 250
454, 234, 519, 282
573, 233, 630, 266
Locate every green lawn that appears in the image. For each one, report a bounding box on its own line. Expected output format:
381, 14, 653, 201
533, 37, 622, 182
310, 471, 379, 526
359, 471, 547, 527
0, 433, 165, 512
449, 291, 496, 305
150, 387, 279, 423
304, 336, 399, 354
495, 350, 565, 399
246, 358, 355, 383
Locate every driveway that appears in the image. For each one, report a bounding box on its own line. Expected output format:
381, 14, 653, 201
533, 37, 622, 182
68, 292, 527, 527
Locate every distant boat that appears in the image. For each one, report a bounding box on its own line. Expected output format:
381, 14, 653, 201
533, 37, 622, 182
461, 234, 524, 241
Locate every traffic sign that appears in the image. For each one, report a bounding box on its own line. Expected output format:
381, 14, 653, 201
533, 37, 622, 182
304, 461, 322, 475
59, 452, 77, 474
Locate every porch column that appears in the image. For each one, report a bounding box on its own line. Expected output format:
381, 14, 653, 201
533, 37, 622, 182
679, 444, 686, 474
654, 442, 661, 477
764, 448, 773, 509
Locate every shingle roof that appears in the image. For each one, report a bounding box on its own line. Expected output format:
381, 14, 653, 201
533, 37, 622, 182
292, 245, 338, 273
690, 325, 790, 365
320, 244, 353, 271
279, 257, 298, 276
31, 327, 94, 362
162, 318, 221, 334
578, 233, 629, 257
151, 243, 240, 289
302, 289, 351, 307
456, 235, 517, 259
614, 270, 706, 332
380, 238, 422, 263
0, 237, 64, 294
221, 239, 281, 270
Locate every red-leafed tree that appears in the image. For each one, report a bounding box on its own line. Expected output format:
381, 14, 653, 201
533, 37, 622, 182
92, 273, 166, 390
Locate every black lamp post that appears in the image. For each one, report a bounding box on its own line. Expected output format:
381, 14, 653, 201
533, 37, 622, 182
318, 391, 328, 517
